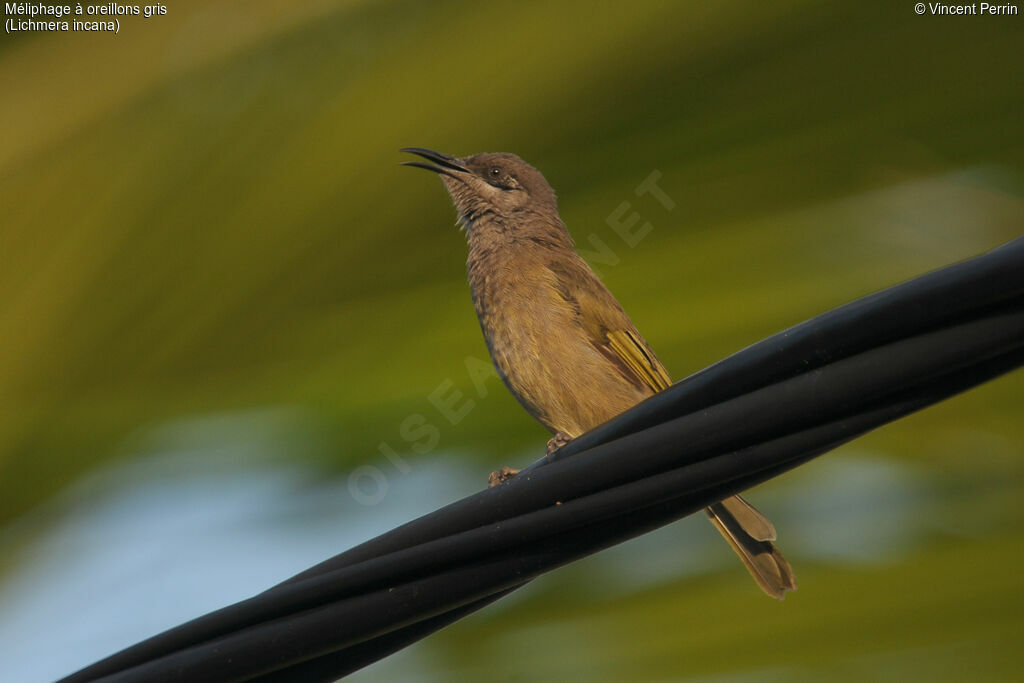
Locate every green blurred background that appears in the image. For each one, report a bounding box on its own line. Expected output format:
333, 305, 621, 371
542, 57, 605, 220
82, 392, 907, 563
1, 1, 1022, 681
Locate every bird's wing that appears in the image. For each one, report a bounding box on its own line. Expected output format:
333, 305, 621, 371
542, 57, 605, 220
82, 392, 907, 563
548, 254, 795, 599
548, 255, 671, 394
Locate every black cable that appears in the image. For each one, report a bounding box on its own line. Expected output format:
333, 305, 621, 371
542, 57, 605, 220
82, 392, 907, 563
60, 238, 1024, 683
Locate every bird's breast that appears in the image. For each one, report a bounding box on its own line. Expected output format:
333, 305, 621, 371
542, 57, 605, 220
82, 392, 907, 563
467, 255, 651, 437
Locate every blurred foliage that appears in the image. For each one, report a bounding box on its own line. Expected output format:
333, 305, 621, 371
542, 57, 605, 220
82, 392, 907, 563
1, 0, 1022, 681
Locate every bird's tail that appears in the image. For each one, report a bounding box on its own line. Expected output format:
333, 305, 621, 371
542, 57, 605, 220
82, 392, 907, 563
705, 496, 797, 600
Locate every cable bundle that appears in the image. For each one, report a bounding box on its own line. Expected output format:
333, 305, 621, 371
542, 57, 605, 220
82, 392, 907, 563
62, 238, 1024, 682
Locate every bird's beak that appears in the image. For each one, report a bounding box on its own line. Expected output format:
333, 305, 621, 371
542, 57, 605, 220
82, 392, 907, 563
400, 147, 470, 175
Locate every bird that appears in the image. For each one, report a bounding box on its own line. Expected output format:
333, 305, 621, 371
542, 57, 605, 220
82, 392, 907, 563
401, 147, 796, 600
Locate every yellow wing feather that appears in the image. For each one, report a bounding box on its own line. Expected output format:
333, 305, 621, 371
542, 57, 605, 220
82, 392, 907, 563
605, 329, 672, 392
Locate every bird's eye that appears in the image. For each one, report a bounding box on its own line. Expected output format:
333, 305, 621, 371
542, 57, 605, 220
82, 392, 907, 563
486, 165, 517, 190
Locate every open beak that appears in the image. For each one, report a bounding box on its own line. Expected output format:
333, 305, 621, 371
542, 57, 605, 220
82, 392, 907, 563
400, 147, 470, 175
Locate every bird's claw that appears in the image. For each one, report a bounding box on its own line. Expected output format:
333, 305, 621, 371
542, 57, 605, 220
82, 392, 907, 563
488, 466, 520, 487
546, 432, 572, 457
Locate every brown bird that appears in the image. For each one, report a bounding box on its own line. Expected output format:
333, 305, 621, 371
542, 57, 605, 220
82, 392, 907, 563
402, 147, 796, 599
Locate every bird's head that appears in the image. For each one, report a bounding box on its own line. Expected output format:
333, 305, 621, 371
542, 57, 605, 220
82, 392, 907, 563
401, 148, 560, 232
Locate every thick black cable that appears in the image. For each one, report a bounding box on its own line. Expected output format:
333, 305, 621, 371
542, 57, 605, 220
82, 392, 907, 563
60, 238, 1024, 683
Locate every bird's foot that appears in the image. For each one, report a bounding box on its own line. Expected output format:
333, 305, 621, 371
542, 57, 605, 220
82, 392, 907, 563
546, 432, 572, 457
488, 466, 520, 487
